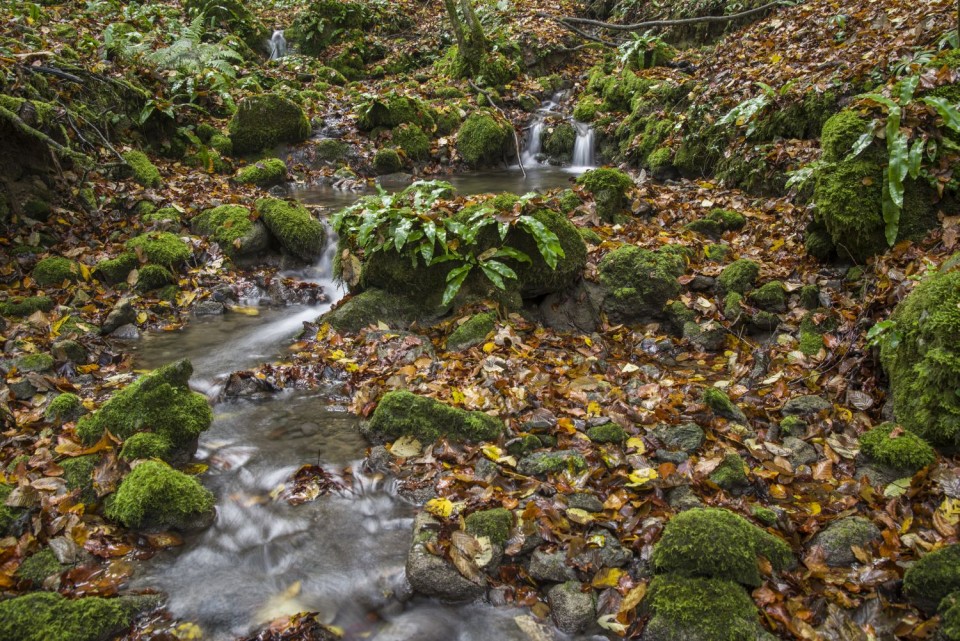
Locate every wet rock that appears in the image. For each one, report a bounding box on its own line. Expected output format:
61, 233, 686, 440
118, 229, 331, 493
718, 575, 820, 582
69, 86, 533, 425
783, 436, 818, 468
376, 172, 415, 188
100, 298, 136, 335
687, 275, 715, 292
567, 493, 604, 513
809, 516, 881, 566
529, 549, 577, 583
110, 324, 140, 340
7, 379, 37, 400
652, 422, 704, 462
702, 387, 747, 423
666, 485, 704, 511
517, 450, 586, 476
783, 395, 832, 416
683, 320, 726, 352
51, 339, 87, 363
538, 280, 604, 334
577, 530, 632, 568
547, 581, 595, 634
223, 372, 277, 399
193, 300, 225, 315
406, 513, 485, 602
365, 445, 393, 474
854, 463, 900, 487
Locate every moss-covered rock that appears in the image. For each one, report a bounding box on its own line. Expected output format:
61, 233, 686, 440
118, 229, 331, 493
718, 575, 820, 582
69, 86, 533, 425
939, 591, 960, 641
709, 452, 750, 491
809, 516, 881, 567
859, 422, 935, 474
456, 110, 512, 167
505, 208, 587, 297
0, 484, 25, 535
373, 148, 403, 174
702, 387, 747, 422
123, 150, 162, 188
135, 265, 174, 292
15, 548, 63, 584
642, 575, 766, 641
685, 208, 747, 238
235, 158, 288, 187
464, 507, 513, 545
517, 450, 587, 476
229, 94, 311, 154
798, 309, 837, 356
881, 266, 960, 448
321, 288, 424, 332
76, 359, 211, 461
904, 544, 960, 614
804, 224, 836, 261
191, 205, 269, 258
820, 110, 871, 163
0, 591, 159, 641
126, 232, 191, 266
576, 168, 634, 222
358, 93, 436, 131
256, 198, 326, 261
45, 392, 85, 423
573, 96, 600, 122
368, 390, 503, 443
447, 312, 495, 351
94, 253, 139, 285
33, 256, 79, 287
543, 122, 576, 160
718, 259, 759, 294
748, 280, 786, 312
120, 432, 172, 461
0, 296, 54, 317
62, 454, 98, 504
598, 245, 685, 324
393, 123, 430, 160
587, 422, 627, 443
652, 507, 793, 586
106, 460, 214, 531
16, 353, 54, 373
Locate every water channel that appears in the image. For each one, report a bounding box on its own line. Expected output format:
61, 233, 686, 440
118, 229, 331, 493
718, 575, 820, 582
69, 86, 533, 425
128, 160, 604, 640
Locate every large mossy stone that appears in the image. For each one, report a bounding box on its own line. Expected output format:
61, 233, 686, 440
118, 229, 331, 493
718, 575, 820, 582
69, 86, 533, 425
642, 575, 769, 641
33, 256, 80, 287
859, 422, 935, 474
456, 110, 512, 168
320, 288, 425, 333
0, 591, 162, 641
651, 507, 794, 587
808, 516, 881, 567
126, 232, 191, 266
235, 158, 288, 187
904, 544, 960, 614
504, 208, 587, 297
368, 390, 503, 443
447, 312, 495, 351
106, 460, 215, 531
357, 93, 435, 131
598, 245, 685, 324
880, 265, 960, 449
229, 94, 311, 154
191, 205, 269, 258
255, 198, 326, 261
576, 168, 634, 222
76, 359, 211, 461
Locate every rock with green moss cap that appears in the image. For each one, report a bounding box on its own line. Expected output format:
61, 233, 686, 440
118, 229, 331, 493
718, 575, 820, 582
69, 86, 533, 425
464, 507, 514, 545
15, 548, 64, 585
123, 150, 162, 188
547, 581, 596, 634
456, 110, 512, 167
16, 353, 54, 373
135, 264, 174, 292
52, 339, 87, 363
718, 259, 759, 294
904, 544, 960, 614
0, 590, 162, 641
881, 265, 960, 449
779, 415, 806, 436
76, 359, 211, 462
191, 205, 269, 258
126, 232, 191, 266
939, 591, 960, 641
748, 280, 786, 312
652, 507, 793, 586
373, 148, 403, 174
106, 460, 215, 531
229, 94, 311, 155
798, 310, 838, 356
46, 392, 86, 423
235, 158, 288, 187
709, 453, 750, 491
642, 574, 769, 641
368, 390, 503, 443
587, 422, 627, 443
543, 122, 576, 160
859, 422, 935, 474
256, 198, 326, 262
821, 110, 872, 163
0, 484, 26, 535
120, 432, 172, 461
684, 209, 746, 238
95, 253, 139, 284
517, 450, 587, 476
576, 168, 634, 222
320, 289, 425, 333
142, 207, 182, 231
393, 124, 430, 160
358, 93, 436, 131
62, 454, 98, 504
505, 208, 587, 297
702, 387, 747, 422
751, 505, 778, 526
809, 516, 880, 566
33, 256, 79, 287
598, 245, 685, 324
0, 295, 53, 317
447, 312, 495, 351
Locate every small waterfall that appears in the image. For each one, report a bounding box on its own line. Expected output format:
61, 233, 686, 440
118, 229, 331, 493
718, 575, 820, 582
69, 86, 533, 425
571, 121, 596, 168
268, 30, 287, 61
520, 91, 565, 166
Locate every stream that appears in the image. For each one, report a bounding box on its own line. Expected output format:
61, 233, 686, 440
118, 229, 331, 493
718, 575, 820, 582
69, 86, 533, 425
128, 156, 603, 640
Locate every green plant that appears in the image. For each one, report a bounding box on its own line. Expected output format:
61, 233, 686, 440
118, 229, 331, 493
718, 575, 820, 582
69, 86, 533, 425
332, 181, 565, 305
717, 82, 795, 137
618, 30, 674, 70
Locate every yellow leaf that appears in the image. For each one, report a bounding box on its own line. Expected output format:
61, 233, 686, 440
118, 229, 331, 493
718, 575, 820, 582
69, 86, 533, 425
425, 497, 455, 518
451, 388, 465, 404
174, 622, 204, 640
806, 502, 821, 516
79, 263, 91, 281
626, 467, 658, 487
567, 508, 594, 525
587, 401, 601, 417
626, 437, 646, 454
226, 305, 260, 316
592, 567, 624, 588
482, 342, 496, 353
390, 435, 422, 458
329, 349, 346, 360
939, 497, 960, 526
136, 311, 148, 324
51, 315, 70, 337
770, 53, 782, 64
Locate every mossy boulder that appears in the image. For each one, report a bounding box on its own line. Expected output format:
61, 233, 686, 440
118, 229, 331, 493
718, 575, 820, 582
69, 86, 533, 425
357, 93, 436, 131
0, 296, 53, 317
106, 460, 215, 531
576, 168, 634, 222
126, 232, 191, 266
0, 591, 161, 641
393, 124, 430, 160
598, 245, 685, 324
94, 253, 139, 284
368, 390, 503, 443
256, 198, 326, 261
748, 280, 786, 312
33, 256, 79, 287
464, 508, 513, 545
62, 454, 98, 505
505, 208, 587, 297
46, 392, 85, 423
456, 110, 512, 168
373, 148, 403, 174
447, 312, 495, 351
642, 575, 767, 641
235, 158, 288, 187
0, 484, 26, 535
587, 422, 627, 443
76, 359, 211, 462
543, 122, 576, 160
798, 309, 838, 356
820, 109, 872, 163
809, 516, 880, 567
15, 548, 63, 585
904, 544, 960, 614
517, 450, 588, 476
859, 422, 935, 474
135, 264, 174, 292
685, 208, 746, 238
718, 259, 759, 294
321, 289, 424, 333
709, 452, 749, 491
184, 0, 268, 50
229, 94, 311, 154
652, 507, 793, 587
16, 353, 54, 373
702, 387, 746, 422
120, 432, 172, 461
191, 205, 269, 258
123, 150, 162, 188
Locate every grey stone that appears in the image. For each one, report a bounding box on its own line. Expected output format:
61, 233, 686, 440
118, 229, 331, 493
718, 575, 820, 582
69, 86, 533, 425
783, 436, 818, 468
567, 493, 604, 513
684, 320, 726, 352
652, 422, 704, 455
110, 324, 140, 340
666, 485, 704, 511
809, 516, 881, 566
547, 581, 595, 634
589, 530, 632, 568
193, 300, 225, 315
783, 395, 832, 416
687, 275, 715, 292
8, 379, 37, 400
405, 513, 485, 602
365, 445, 393, 474
529, 549, 576, 583
101, 298, 136, 335
538, 281, 604, 334
51, 339, 87, 363
855, 464, 900, 487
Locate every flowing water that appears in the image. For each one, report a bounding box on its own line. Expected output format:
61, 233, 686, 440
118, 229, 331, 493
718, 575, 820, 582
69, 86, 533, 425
130, 160, 600, 641
267, 30, 287, 61
519, 93, 597, 170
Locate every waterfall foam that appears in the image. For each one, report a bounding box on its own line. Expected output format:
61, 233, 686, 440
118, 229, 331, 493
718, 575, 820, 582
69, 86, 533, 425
268, 30, 287, 60
519, 91, 596, 170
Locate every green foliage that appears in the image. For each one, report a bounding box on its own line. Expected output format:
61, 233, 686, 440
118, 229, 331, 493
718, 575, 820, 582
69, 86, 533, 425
0, 296, 53, 317
573, 96, 600, 122
465, 508, 514, 545
859, 422, 935, 473
95, 253, 138, 285
821, 110, 871, 163
33, 256, 79, 287
123, 150, 162, 188
904, 544, 960, 614
717, 82, 782, 138
126, 231, 191, 266
290, 0, 373, 56
685, 208, 745, 237
587, 423, 627, 443
643, 575, 763, 641
368, 390, 503, 442
357, 93, 436, 131
618, 31, 675, 70
799, 309, 838, 356
718, 258, 759, 294
235, 158, 288, 187
710, 453, 749, 490
229, 94, 311, 154
106, 460, 214, 530
456, 110, 511, 167
256, 198, 326, 261
748, 280, 786, 312
373, 148, 403, 174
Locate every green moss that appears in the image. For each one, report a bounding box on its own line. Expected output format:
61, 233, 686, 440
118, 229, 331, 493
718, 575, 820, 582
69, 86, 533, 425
374, 148, 403, 174
505, 208, 587, 297
235, 158, 288, 187
464, 508, 513, 545
643, 575, 764, 641
647, 146, 673, 171
652, 507, 792, 586
904, 544, 960, 614
718, 259, 759, 294
820, 110, 871, 163
357, 93, 436, 131
447, 312, 495, 351
368, 390, 504, 442
15, 548, 62, 584
940, 592, 960, 641
123, 150, 162, 188
598, 245, 685, 323
196, 123, 217, 143
120, 432, 172, 461
799, 309, 838, 356
799, 285, 820, 310
0, 591, 150, 641
62, 454, 97, 504
710, 453, 749, 490
143, 207, 181, 226
881, 267, 960, 448
702, 387, 746, 422
859, 422, 935, 473
33, 257, 79, 287
587, 423, 627, 443
706, 243, 730, 262
229, 94, 311, 154
135, 265, 174, 292
76, 359, 211, 458
456, 110, 511, 167
315, 138, 347, 161
17, 353, 54, 372
748, 281, 786, 312
321, 288, 422, 332
126, 232, 191, 266
393, 124, 430, 160
209, 133, 233, 156
779, 415, 806, 436
543, 122, 576, 159
517, 450, 587, 476
46, 392, 85, 423
507, 434, 542, 457
751, 505, 777, 526
94, 253, 138, 284
556, 189, 581, 214
665, 300, 697, 334
573, 96, 600, 122
106, 460, 214, 530
191, 205, 268, 258
576, 168, 634, 222
256, 198, 326, 261
579, 228, 602, 245
0, 484, 26, 535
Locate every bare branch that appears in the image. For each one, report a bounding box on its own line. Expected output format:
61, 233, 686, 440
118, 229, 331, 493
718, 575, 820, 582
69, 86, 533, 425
541, 1, 789, 33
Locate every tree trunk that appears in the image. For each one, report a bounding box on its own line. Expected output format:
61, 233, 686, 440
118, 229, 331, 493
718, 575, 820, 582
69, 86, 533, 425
444, 0, 488, 77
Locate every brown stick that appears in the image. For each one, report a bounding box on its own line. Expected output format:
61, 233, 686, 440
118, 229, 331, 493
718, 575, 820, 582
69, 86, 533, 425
0, 105, 92, 166
540, 1, 787, 32
468, 80, 526, 178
